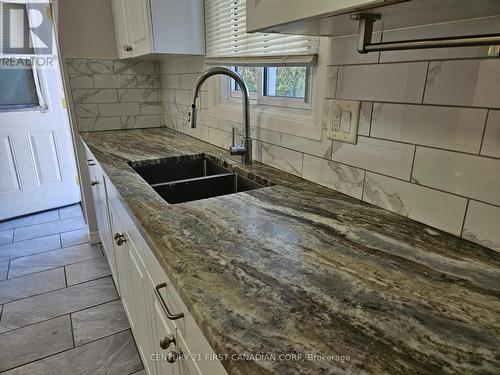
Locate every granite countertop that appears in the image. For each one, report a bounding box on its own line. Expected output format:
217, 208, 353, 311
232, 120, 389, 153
81, 128, 500, 375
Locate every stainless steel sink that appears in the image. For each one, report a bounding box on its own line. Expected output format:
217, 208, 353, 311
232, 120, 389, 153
128, 155, 265, 204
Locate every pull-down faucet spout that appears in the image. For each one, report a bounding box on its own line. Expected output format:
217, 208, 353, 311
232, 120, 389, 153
189, 67, 252, 165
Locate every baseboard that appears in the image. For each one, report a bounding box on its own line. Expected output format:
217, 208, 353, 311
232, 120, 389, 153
88, 230, 102, 245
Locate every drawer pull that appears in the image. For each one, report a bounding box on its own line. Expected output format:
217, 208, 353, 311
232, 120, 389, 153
114, 233, 126, 246
166, 351, 179, 364
90, 180, 99, 186
155, 282, 184, 320
87, 159, 96, 166
160, 335, 176, 350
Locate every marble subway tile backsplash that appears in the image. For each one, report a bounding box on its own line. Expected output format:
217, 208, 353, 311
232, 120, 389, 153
159, 19, 499, 252
66, 58, 162, 132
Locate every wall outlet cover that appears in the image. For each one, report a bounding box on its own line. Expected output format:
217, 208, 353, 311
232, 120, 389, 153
324, 99, 360, 144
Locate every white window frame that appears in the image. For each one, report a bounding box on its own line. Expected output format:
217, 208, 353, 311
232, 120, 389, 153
226, 66, 312, 111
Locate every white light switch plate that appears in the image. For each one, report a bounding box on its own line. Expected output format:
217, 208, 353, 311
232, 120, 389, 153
324, 99, 360, 144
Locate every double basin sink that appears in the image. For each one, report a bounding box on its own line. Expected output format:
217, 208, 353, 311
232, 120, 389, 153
129, 155, 266, 204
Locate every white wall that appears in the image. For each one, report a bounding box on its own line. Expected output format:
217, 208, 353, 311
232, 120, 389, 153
57, 0, 117, 59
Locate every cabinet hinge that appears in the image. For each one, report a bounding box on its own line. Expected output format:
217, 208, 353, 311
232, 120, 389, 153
61, 97, 67, 109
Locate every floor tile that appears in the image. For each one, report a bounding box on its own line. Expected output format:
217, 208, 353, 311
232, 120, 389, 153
13, 216, 86, 242
131, 370, 147, 375
60, 228, 88, 248
0, 261, 8, 281
58, 204, 83, 220
0, 230, 13, 245
0, 316, 73, 372
0, 210, 60, 231
66, 256, 111, 286
0, 235, 61, 262
0, 268, 66, 305
8, 243, 101, 279
0, 277, 118, 333
71, 300, 130, 346
1, 330, 143, 375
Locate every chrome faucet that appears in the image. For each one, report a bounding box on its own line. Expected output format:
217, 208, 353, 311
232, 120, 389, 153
189, 67, 252, 165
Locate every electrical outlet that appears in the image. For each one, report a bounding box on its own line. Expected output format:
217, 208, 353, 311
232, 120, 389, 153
324, 99, 360, 144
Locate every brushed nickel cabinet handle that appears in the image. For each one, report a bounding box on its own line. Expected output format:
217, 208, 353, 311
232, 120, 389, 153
154, 282, 184, 320
90, 180, 99, 186
160, 335, 176, 350
166, 351, 180, 364
114, 233, 126, 246
124, 45, 133, 52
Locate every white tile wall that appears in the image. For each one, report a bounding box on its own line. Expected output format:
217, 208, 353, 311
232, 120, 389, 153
481, 110, 500, 158
261, 143, 303, 176
424, 59, 500, 108
66, 58, 162, 132
462, 201, 500, 251
158, 20, 500, 251
331, 137, 415, 180
412, 147, 500, 206
336, 62, 428, 103
363, 172, 467, 235
303, 155, 364, 199
371, 103, 487, 153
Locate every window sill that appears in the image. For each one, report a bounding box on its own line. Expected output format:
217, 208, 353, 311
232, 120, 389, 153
208, 96, 322, 141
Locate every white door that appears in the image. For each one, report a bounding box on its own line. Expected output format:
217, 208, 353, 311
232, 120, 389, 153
0, 1, 80, 220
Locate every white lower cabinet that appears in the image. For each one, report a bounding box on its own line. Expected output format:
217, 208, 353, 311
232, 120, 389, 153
85, 146, 227, 375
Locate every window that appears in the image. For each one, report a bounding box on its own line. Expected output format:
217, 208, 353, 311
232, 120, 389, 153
228, 66, 311, 110
0, 2, 46, 111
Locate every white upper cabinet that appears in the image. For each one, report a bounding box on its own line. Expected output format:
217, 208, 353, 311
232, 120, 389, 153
246, 0, 500, 37
110, 0, 205, 59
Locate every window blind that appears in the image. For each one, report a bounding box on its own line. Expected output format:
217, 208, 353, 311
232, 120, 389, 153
205, 0, 319, 64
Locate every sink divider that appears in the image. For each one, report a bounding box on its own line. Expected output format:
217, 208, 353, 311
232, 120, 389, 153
150, 172, 236, 188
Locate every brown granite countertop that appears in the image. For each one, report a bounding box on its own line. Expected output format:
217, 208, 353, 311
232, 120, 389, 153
81, 128, 500, 375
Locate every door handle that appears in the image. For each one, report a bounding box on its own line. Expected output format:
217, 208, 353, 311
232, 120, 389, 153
154, 282, 184, 320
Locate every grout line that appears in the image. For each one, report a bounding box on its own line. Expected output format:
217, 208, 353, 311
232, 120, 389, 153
5, 260, 11, 280
409, 145, 418, 182
360, 170, 367, 201
63, 266, 68, 287
460, 199, 470, 236
69, 313, 76, 348
325, 55, 499, 68
334, 66, 340, 98
323, 97, 499, 112
478, 109, 490, 155
0, 297, 121, 336
421, 61, 430, 104
368, 102, 374, 137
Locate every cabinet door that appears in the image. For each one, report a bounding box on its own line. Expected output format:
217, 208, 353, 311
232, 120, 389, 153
124, 0, 152, 57
110, 0, 132, 58
109, 206, 133, 320
97, 176, 117, 284
147, 270, 179, 375
128, 244, 157, 375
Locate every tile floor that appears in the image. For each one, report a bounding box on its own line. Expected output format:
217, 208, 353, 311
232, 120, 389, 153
0, 204, 144, 374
